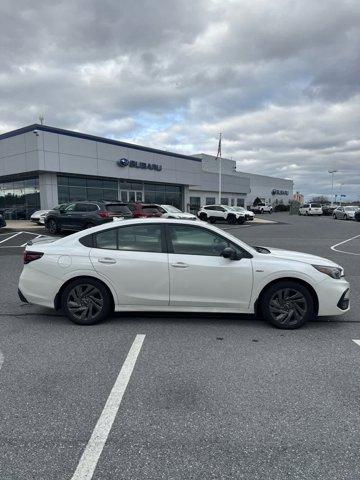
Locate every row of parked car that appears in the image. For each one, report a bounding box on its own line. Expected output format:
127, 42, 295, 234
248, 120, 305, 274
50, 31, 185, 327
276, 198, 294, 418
298, 203, 360, 220
29, 201, 257, 234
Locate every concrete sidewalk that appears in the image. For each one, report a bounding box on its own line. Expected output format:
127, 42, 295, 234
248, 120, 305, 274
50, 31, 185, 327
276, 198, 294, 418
2, 220, 46, 232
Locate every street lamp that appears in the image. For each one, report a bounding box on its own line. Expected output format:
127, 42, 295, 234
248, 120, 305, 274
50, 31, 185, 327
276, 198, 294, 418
328, 169, 338, 206
339, 182, 344, 206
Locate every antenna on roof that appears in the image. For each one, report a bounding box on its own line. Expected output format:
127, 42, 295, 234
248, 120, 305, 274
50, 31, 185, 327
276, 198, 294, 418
39, 114, 44, 125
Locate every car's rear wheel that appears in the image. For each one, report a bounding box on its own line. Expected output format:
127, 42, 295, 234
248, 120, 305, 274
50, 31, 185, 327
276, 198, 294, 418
199, 212, 207, 221
62, 278, 112, 325
46, 218, 59, 234
209, 217, 216, 223
261, 281, 314, 329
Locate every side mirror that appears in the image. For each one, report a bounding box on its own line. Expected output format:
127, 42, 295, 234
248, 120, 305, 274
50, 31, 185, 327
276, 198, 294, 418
221, 247, 239, 260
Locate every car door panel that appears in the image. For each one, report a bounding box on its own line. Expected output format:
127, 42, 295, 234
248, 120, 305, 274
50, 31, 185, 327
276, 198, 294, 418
169, 254, 253, 308
89, 223, 170, 306
166, 224, 253, 309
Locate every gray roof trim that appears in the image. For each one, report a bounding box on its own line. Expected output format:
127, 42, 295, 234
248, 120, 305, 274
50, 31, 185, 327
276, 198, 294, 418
0, 124, 202, 162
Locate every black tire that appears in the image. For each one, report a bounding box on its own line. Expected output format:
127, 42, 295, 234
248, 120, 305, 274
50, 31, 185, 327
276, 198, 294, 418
269, 210, 272, 214
227, 214, 237, 224
199, 212, 208, 221
209, 217, 216, 223
62, 277, 112, 325
343, 214, 347, 220
46, 218, 59, 234
237, 217, 245, 224
260, 209, 264, 214
261, 280, 314, 329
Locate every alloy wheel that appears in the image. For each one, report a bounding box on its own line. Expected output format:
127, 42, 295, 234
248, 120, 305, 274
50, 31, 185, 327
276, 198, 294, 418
67, 284, 104, 322
47, 219, 57, 234
268, 288, 307, 327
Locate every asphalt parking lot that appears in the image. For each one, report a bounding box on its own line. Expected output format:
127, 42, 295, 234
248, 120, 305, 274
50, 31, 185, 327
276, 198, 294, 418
0, 213, 359, 479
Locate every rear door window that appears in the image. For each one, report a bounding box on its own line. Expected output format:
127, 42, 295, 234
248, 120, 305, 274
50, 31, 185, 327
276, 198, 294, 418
105, 204, 131, 215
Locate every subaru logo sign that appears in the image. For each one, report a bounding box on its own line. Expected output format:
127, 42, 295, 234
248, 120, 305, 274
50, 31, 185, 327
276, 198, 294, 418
272, 189, 289, 195
117, 157, 162, 172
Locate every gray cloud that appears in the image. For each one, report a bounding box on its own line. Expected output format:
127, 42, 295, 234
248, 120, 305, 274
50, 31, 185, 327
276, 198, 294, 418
0, 0, 359, 199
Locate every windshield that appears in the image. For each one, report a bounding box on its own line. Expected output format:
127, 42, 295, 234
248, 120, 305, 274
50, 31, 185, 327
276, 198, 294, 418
106, 204, 131, 214
230, 206, 245, 212
345, 207, 357, 211
163, 205, 182, 213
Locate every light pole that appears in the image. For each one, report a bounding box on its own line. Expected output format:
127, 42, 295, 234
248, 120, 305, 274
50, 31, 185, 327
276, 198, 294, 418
328, 169, 337, 206
339, 182, 344, 206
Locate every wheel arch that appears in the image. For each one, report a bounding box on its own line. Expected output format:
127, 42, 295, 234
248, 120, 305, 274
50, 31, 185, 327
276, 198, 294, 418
254, 277, 319, 317
54, 275, 115, 312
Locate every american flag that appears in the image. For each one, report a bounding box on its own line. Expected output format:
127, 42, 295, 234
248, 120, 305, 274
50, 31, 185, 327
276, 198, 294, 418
215, 133, 222, 159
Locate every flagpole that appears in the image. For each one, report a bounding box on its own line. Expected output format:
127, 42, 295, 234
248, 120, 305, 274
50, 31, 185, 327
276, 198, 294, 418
217, 133, 222, 204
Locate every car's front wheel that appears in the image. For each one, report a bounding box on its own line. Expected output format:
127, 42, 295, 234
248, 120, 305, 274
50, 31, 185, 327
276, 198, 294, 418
62, 278, 112, 325
199, 212, 207, 221
46, 218, 59, 234
227, 214, 237, 224
261, 281, 314, 329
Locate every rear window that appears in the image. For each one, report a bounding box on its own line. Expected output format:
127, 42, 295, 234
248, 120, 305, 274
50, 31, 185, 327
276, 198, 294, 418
142, 206, 160, 214
311, 204, 321, 208
105, 204, 131, 215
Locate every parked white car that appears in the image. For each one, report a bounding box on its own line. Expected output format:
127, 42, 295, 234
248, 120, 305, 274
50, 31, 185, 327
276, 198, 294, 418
333, 206, 359, 220
230, 206, 255, 221
30, 209, 51, 224
157, 205, 197, 220
250, 203, 273, 214
198, 205, 246, 224
299, 203, 323, 216
18, 219, 349, 329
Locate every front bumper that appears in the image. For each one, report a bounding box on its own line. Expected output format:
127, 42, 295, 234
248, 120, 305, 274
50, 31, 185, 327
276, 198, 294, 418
317, 277, 350, 316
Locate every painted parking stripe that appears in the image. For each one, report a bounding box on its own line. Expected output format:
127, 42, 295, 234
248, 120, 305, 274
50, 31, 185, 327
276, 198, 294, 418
71, 334, 146, 480
331, 234, 360, 256
352, 340, 360, 347
0, 232, 23, 245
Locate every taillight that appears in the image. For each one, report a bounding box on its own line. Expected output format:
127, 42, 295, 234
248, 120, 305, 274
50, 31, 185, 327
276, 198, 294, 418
97, 211, 110, 218
23, 251, 44, 264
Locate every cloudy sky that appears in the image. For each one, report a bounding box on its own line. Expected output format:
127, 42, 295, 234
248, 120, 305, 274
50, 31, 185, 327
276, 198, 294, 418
1, 0, 359, 199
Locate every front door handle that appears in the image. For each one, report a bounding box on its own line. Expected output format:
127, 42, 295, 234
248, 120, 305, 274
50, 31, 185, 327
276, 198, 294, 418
171, 262, 189, 268
98, 257, 116, 264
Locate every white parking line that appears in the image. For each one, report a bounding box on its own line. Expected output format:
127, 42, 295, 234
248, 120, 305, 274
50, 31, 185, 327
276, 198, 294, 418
71, 334, 146, 480
0, 350, 3, 371
331, 234, 360, 256
0, 232, 22, 245
352, 340, 360, 347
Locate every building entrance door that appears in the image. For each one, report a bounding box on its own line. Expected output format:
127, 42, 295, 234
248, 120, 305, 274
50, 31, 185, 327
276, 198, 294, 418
120, 190, 143, 202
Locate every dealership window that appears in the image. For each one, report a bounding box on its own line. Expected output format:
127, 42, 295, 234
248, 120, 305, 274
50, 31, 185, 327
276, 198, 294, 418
221, 197, 229, 205
58, 175, 118, 204
231, 198, 235, 206
144, 183, 182, 209
206, 197, 216, 205
0, 177, 40, 219
189, 196, 201, 214
237, 198, 245, 207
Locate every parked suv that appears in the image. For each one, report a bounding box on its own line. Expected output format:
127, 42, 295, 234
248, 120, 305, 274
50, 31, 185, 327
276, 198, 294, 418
45, 201, 132, 234
126, 203, 163, 218
298, 203, 323, 216
197, 205, 246, 224
250, 203, 273, 214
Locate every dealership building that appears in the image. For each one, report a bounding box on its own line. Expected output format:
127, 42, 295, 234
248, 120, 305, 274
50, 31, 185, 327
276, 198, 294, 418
0, 124, 293, 218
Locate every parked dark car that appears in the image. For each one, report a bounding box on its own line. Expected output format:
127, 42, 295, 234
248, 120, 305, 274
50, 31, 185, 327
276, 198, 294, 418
321, 204, 336, 216
126, 203, 163, 218
45, 201, 132, 234
0, 210, 6, 228
354, 209, 360, 222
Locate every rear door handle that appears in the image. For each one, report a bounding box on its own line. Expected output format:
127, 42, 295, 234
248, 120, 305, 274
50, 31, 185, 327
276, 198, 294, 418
98, 257, 116, 264
171, 262, 189, 268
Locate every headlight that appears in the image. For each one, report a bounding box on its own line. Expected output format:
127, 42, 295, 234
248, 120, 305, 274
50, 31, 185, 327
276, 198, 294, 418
312, 265, 343, 279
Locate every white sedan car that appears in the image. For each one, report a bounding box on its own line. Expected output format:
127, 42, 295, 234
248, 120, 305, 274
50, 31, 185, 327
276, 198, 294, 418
18, 219, 350, 329
157, 205, 197, 220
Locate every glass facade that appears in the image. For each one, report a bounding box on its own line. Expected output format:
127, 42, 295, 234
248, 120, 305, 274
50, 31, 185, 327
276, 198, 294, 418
58, 175, 118, 204
58, 175, 183, 209
0, 177, 40, 219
